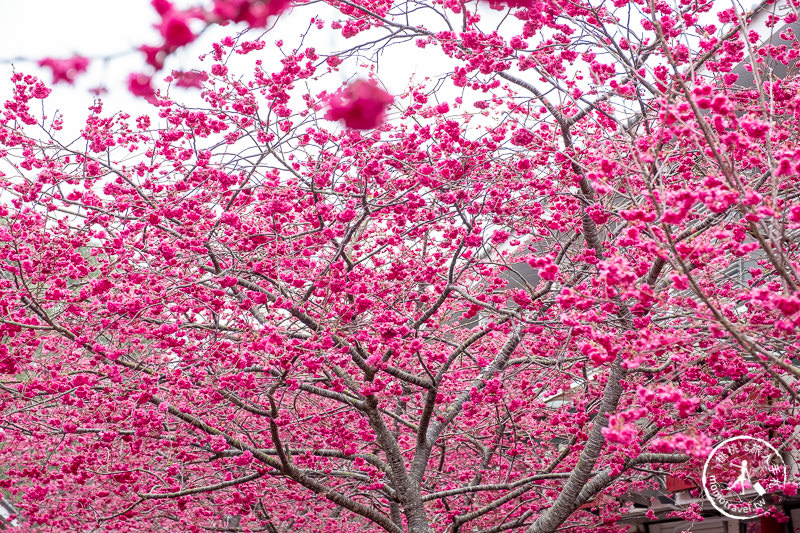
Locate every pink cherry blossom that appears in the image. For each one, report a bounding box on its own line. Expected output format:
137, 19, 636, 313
211, 0, 292, 27
156, 9, 197, 48
127, 72, 156, 98
38, 55, 90, 84
3, 0, 800, 531
171, 69, 208, 88
325, 79, 394, 129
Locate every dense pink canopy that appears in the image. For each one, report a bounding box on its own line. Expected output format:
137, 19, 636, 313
1, 0, 800, 531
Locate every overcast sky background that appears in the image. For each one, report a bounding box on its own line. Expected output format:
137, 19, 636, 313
0, 0, 442, 136
0, 1, 161, 125
0, 0, 761, 141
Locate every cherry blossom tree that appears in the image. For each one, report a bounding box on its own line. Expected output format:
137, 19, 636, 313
2, 0, 800, 531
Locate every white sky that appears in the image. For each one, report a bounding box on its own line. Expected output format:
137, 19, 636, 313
0, 0, 439, 134
0, 1, 160, 125
0, 0, 774, 139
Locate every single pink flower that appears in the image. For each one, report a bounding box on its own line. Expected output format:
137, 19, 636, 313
140, 44, 169, 70
157, 10, 196, 48
325, 79, 394, 130
485, 0, 536, 8
151, 0, 173, 15
212, 0, 291, 27
38, 55, 90, 84
128, 73, 156, 99
171, 70, 209, 88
